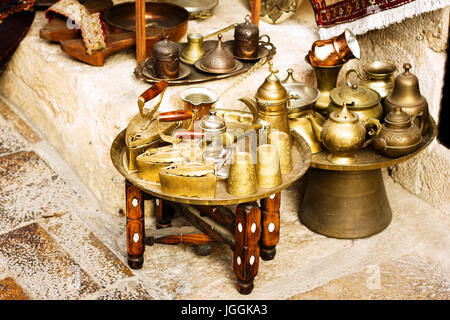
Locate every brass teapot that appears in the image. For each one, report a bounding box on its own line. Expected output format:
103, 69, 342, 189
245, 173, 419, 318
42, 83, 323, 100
373, 107, 422, 158
306, 103, 381, 165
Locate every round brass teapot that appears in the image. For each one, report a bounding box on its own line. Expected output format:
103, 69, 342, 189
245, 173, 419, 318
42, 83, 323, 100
373, 107, 422, 158
384, 63, 429, 134
306, 103, 381, 165
328, 70, 383, 121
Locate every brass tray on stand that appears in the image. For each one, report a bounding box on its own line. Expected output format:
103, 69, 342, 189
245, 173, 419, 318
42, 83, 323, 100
134, 40, 276, 85
111, 128, 311, 206
299, 117, 438, 239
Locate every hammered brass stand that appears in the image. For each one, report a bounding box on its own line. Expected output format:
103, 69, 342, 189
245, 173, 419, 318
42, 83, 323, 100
299, 118, 437, 239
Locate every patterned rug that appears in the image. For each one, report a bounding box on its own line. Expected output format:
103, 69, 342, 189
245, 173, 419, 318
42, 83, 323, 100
309, 0, 450, 38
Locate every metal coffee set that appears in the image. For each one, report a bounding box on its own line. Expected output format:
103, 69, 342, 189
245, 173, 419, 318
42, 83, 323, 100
111, 21, 437, 294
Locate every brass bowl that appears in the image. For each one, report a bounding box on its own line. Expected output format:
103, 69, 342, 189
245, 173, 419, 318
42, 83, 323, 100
283, 83, 320, 115
103, 1, 189, 32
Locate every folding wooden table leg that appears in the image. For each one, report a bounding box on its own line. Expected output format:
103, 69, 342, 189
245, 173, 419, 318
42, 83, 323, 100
126, 180, 145, 269
233, 202, 261, 295
155, 198, 174, 229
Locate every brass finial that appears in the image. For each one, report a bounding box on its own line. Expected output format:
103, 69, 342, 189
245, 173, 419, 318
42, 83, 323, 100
268, 60, 279, 75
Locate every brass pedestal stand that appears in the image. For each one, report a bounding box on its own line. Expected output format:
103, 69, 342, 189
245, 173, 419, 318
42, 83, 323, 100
300, 117, 437, 239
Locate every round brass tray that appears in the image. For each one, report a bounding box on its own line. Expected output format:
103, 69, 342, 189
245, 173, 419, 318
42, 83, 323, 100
111, 130, 311, 206
311, 117, 437, 171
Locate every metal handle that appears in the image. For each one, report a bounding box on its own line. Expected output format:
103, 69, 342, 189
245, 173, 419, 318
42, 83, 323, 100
345, 69, 363, 88
137, 81, 168, 119
204, 23, 238, 40
411, 111, 424, 132
157, 111, 193, 144
362, 117, 382, 148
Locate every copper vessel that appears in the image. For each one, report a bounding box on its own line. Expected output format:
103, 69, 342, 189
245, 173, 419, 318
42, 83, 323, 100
150, 34, 180, 79
180, 86, 219, 121
373, 107, 422, 158
307, 103, 381, 165
308, 29, 360, 67
384, 63, 429, 134
233, 15, 259, 59
196, 34, 238, 74
328, 70, 383, 121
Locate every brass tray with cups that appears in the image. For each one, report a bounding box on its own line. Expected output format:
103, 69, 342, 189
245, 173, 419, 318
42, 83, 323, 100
134, 15, 276, 85
113, 63, 312, 205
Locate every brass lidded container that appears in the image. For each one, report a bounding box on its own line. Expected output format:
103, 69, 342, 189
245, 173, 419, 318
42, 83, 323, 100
373, 107, 422, 158
197, 34, 236, 74
384, 63, 429, 134
328, 70, 383, 121
234, 14, 259, 59
199, 109, 227, 164
150, 34, 180, 79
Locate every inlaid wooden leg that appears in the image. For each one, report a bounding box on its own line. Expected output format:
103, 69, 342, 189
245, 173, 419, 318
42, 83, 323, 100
155, 198, 174, 229
260, 192, 281, 261
126, 180, 145, 269
233, 202, 261, 295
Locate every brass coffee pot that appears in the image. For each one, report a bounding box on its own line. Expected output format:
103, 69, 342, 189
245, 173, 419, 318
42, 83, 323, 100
384, 63, 429, 134
353, 61, 397, 100
306, 103, 381, 165
239, 61, 291, 137
373, 107, 422, 158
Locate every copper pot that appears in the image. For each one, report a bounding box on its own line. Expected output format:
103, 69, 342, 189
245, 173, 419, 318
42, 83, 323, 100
308, 29, 360, 67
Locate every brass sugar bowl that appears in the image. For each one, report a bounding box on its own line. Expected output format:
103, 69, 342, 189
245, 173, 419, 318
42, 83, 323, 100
328, 70, 383, 121
306, 103, 381, 165
384, 63, 429, 134
373, 107, 422, 158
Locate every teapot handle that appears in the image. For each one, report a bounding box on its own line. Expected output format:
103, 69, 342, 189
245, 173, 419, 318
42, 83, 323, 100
411, 111, 424, 133
362, 117, 382, 148
345, 69, 363, 87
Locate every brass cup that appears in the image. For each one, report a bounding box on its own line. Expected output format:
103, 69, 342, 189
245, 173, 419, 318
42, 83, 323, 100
181, 33, 206, 65
226, 152, 257, 196
268, 130, 293, 174
256, 144, 282, 188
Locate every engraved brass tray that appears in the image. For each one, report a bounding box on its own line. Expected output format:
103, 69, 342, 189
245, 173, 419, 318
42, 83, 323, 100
134, 40, 276, 85
111, 112, 311, 206
311, 117, 437, 171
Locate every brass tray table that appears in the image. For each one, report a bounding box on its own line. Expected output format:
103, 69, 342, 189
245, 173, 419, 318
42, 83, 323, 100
134, 40, 275, 85
110, 129, 311, 295
299, 117, 437, 239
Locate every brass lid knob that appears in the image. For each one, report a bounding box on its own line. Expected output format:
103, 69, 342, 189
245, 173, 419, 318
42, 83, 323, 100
255, 61, 289, 104
384, 107, 411, 128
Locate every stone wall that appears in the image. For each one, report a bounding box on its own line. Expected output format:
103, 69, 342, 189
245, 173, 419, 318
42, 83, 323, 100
0, 1, 448, 215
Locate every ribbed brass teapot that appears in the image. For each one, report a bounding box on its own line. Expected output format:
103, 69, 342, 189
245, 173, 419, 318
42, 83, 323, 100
306, 103, 381, 165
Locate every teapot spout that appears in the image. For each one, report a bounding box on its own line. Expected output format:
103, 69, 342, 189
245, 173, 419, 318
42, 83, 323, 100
238, 97, 258, 124
305, 110, 323, 143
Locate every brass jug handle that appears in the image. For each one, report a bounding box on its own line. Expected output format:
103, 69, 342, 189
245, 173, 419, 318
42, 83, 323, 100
362, 117, 382, 148
157, 110, 193, 145
137, 81, 168, 119
345, 69, 363, 88
411, 111, 424, 132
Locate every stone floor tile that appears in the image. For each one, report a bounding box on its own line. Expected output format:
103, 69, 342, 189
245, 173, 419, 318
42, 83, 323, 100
0, 151, 83, 231
0, 223, 100, 299
289, 255, 450, 300
88, 279, 153, 300
0, 99, 40, 143
42, 213, 133, 287
0, 277, 29, 300
0, 116, 28, 156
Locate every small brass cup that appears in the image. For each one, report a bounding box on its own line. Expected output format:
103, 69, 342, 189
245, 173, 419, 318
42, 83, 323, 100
226, 152, 257, 196
256, 144, 282, 188
268, 130, 293, 174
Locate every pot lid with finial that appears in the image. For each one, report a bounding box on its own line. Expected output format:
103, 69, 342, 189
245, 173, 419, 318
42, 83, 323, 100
199, 34, 236, 73
234, 14, 259, 41
384, 107, 412, 129
329, 102, 359, 123
200, 109, 226, 133
255, 60, 289, 105
152, 33, 179, 61
385, 63, 427, 108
